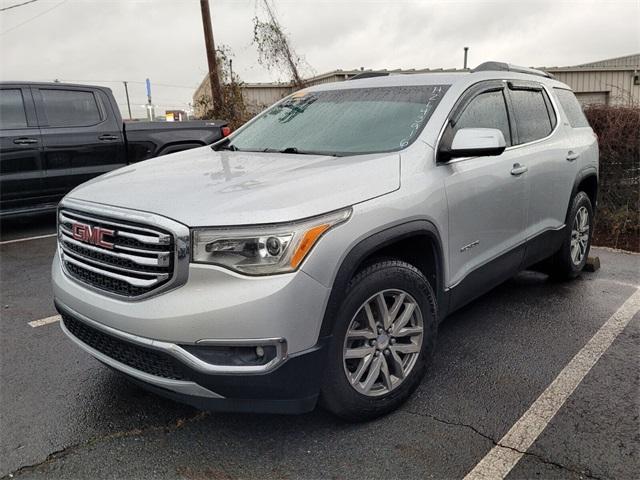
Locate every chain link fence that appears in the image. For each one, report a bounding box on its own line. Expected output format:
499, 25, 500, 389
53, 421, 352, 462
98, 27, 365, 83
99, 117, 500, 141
584, 105, 639, 252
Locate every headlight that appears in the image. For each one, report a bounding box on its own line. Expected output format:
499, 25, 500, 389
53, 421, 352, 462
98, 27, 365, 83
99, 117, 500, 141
191, 208, 351, 275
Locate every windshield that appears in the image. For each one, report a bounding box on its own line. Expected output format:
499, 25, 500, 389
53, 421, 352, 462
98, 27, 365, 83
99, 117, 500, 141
223, 85, 450, 156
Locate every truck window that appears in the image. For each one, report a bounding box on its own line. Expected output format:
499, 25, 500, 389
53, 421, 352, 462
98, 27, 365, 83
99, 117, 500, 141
554, 88, 590, 128
41, 89, 101, 127
509, 89, 554, 144
0, 89, 28, 129
455, 90, 512, 146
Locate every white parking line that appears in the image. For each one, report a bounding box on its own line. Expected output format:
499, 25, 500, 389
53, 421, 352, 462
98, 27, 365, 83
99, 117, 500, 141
464, 288, 640, 480
0, 233, 57, 245
28, 315, 61, 328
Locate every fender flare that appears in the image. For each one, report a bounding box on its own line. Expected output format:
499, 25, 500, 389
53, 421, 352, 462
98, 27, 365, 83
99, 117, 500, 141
318, 219, 446, 337
567, 167, 598, 221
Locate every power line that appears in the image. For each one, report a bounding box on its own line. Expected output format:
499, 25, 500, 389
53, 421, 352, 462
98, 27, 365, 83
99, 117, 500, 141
0, 0, 39, 12
0, 0, 67, 36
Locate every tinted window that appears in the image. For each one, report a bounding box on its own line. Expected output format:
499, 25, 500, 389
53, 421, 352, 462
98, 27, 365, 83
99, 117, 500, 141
554, 88, 590, 128
41, 89, 101, 127
542, 89, 557, 130
510, 89, 553, 144
455, 90, 511, 145
0, 89, 28, 129
227, 85, 450, 155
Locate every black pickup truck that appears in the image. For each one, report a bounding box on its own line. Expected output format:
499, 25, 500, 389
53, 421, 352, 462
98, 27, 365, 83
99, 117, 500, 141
0, 82, 228, 217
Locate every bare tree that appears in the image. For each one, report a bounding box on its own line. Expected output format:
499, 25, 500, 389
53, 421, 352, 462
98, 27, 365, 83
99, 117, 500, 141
196, 45, 249, 129
252, 0, 308, 88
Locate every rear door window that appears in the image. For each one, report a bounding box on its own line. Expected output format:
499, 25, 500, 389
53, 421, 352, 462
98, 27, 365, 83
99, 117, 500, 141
454, 90, 512, 146
40, 89, 102, 127
0, 89, 28, 129
509, 88, 554, 144
554, 88, 590, 128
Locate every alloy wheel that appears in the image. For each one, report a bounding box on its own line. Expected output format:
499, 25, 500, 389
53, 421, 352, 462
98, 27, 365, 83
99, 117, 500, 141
342, 289, 424, 397
570, 206, 590, 265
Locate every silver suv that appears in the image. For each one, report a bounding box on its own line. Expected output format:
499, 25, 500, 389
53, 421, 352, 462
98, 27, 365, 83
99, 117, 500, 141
53, 62, 598, 421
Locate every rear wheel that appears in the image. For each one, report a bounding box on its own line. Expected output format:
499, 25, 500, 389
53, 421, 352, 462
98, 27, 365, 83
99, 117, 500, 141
549, 191, 594, 279
320, 260, 437, 422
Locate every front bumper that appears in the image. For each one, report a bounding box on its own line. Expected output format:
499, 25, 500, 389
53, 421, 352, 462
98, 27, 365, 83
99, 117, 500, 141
52, 253, 332, 414
57, 301, 330, 414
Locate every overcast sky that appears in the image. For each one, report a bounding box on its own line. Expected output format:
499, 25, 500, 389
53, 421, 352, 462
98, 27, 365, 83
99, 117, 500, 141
1, 0, 638, 118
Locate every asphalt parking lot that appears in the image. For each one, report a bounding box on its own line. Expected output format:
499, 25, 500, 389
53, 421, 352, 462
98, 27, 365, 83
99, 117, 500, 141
1, 213, 638, 480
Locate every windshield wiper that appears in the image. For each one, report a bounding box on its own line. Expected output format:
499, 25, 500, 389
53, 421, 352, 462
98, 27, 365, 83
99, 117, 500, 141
217, 143, 239, 151
262, 147, 300, 154
262, 147, 339, 156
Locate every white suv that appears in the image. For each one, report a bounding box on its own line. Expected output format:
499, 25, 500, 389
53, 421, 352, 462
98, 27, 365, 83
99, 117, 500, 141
53, 62, 598, 421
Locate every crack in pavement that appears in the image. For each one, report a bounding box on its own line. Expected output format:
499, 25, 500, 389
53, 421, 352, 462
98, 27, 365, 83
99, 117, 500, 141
1, 412, 209, 479
404, 409, 606, 480
1, 407, 611, 479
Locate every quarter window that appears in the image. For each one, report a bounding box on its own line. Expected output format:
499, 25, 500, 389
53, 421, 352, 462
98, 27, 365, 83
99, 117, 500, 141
0, 89, 28, 129
454, 90, 512, 146
554, 88, 590, 128
509, 89, 554, 144
40, 89, 101, 127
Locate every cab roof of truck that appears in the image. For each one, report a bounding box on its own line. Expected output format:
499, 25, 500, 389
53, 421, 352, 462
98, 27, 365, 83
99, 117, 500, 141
0, 81, 113, 92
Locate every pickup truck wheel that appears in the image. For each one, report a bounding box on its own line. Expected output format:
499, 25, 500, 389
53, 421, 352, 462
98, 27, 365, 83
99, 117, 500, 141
320, 260, 437, 422
549, 191, 594, 280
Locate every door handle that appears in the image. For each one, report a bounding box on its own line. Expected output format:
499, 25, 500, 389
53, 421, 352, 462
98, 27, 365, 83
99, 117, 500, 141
511, 163, 528, 176
566, 150, 579, 161
13, 138, 39, 145
98, 134, 119, 141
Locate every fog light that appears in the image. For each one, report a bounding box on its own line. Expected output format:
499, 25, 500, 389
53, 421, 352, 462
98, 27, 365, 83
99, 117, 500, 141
181, 344, 277, 367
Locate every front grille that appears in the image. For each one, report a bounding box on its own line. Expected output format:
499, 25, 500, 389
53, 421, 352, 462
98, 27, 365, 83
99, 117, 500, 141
62, 313, 188, 380
58, 208, 175, 298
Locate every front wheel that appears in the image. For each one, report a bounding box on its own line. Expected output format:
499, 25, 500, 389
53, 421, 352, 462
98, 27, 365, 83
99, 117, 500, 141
549, 191, 594, 280
320, 260, 437, 422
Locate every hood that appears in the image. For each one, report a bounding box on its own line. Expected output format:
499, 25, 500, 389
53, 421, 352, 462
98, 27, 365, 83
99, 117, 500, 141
68, 146, 400, 226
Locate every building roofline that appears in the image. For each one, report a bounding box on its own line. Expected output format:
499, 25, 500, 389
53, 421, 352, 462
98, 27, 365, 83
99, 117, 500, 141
574, 52, 640, 67
544, 67, 638, 73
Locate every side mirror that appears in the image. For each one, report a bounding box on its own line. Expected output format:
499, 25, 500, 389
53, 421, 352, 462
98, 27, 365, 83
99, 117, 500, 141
447, 128, 507, 159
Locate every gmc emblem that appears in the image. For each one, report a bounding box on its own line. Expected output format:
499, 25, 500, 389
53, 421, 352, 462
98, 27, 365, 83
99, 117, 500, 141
71, 223, 114, 249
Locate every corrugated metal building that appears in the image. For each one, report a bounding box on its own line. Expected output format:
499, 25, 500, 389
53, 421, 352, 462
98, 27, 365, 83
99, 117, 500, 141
542, 53, 639, 106
193, 54, 639, 117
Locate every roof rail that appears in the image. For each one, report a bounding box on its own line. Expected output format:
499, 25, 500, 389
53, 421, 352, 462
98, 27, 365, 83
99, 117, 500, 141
471, 61, 554, 79
348, 71, 390, 80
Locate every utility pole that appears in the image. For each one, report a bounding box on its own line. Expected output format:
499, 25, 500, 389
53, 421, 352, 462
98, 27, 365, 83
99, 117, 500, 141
463, 47, 469, 69
145, 78, 155, 121
200, 0, 223, 116
123, 81, 132, 120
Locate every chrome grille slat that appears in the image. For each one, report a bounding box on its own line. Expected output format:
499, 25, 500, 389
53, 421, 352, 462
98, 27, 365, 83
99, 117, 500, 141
60, 233, 170, 267
59, 212, 171, 246
58, 207, 177, 298
115, 229, 170, 246
63, 255, 167, 287
59, 211, 170, 238
59, 224, 167, 254
61, 247, 169, 278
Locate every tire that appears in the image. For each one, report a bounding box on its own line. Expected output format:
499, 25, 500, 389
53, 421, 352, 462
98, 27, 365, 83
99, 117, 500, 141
320, 260, 437, 422
548, 191, 594, 280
